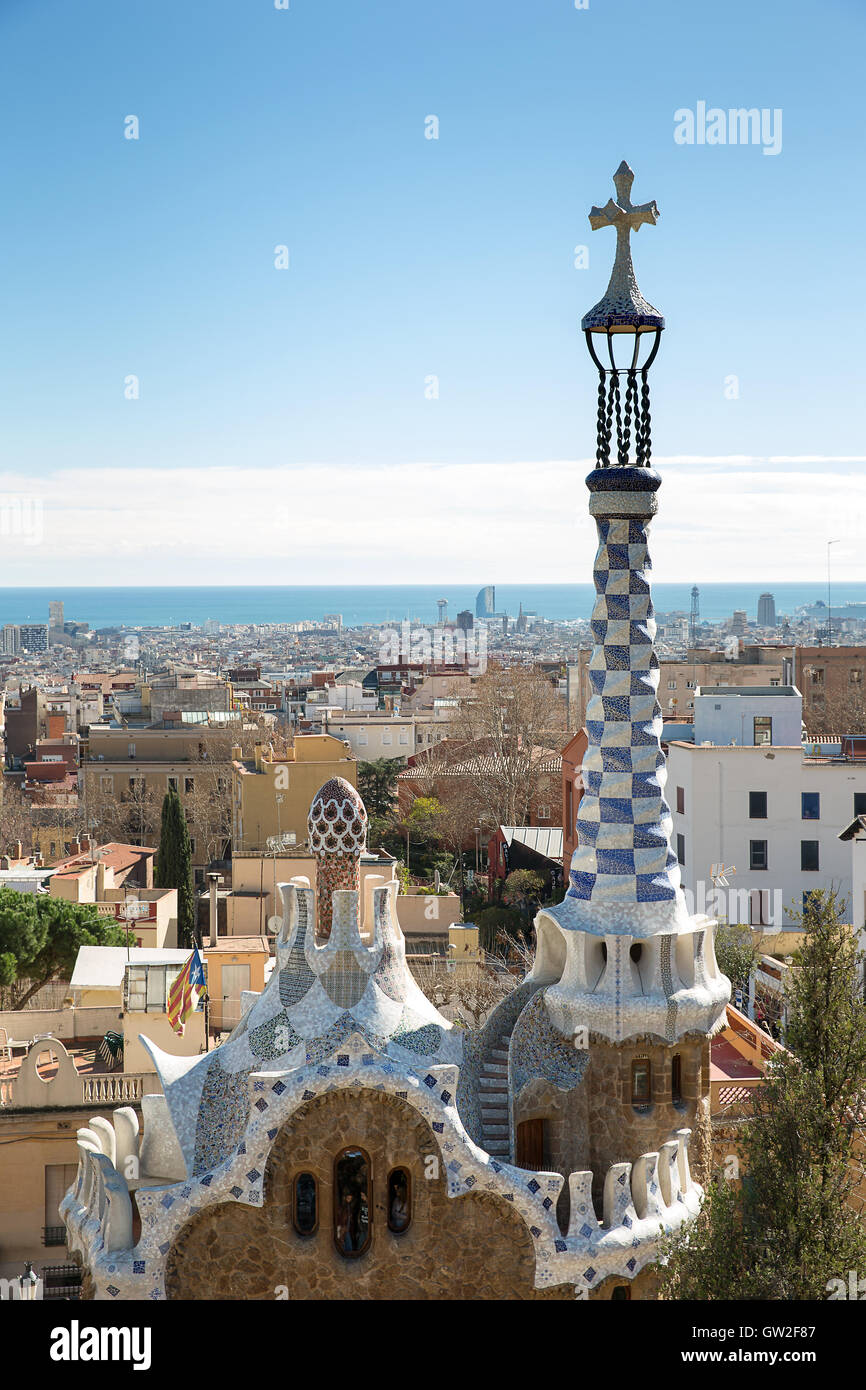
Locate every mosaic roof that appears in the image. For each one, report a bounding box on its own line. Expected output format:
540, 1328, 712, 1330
141, 876, 460, 1177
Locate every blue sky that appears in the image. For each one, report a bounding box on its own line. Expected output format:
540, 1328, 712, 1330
0, 0, 864, 585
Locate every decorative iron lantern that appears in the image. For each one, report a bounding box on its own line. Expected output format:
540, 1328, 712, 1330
582, 161, 663, 468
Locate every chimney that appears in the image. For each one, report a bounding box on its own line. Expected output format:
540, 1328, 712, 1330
254, 742, 264, 772
207, 873, 223, 947
13, 839, 23, 861
80, 834, 91, 853
231, 744, 242, 761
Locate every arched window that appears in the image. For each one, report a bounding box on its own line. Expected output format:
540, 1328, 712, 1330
334, 1149, 371, 1257
611, 1284, 631, 1300
387, 1168, 411, 1233
671, 1054, 683, 1105
293, 1172, 317, 1236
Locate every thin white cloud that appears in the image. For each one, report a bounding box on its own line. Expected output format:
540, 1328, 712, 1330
0, 457, 863, 585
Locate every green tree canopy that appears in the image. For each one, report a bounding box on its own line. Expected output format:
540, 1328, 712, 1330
0, 889, 129, 1009
502, 869, 545, 915
357, 758, 403, 818
402, 796, 449, 846
714, 922, 759, 998
401, 796, 451, 877
155, 788, 196, 948
474, 904, 523, 954
661, 889, 866, 1300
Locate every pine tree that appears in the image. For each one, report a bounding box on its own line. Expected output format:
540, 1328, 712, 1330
662, 889, 866, 1299
155, 788, 196, 949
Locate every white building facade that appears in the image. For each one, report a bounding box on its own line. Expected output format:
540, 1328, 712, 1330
667, 739, 866, 928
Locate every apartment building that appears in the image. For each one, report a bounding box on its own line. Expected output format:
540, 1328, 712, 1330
794, 645, 866, 729
142, 671, 230, 721
667, 687, 866, 929
319, 707, 455, 763
84, 723, 236, 871
231, 733, 357, 852
19, 624, 49, 653
567, 644, 792, 729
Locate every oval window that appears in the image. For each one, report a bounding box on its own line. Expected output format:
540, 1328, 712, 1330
293, 1172, 317, 1236
387, 1168, 411, 1234
334, 1149, 371, 1257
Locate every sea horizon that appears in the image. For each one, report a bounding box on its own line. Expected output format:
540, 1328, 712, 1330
2, 583, 865, 631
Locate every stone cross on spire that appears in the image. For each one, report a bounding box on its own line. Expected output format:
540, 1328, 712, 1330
582, 161, 664, 332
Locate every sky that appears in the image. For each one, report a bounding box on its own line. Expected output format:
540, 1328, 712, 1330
0, 0, 864, 586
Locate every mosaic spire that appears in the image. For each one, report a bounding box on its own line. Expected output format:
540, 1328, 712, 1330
550, 466, 691, 936
549, 164, 688, 937
308, 776, 366, 938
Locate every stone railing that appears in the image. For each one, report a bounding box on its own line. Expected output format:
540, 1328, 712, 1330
0, 1036, 147, 1110
82, 1074, 146, 1106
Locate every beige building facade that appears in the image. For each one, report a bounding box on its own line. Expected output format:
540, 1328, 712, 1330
231, 734, 357, 852
568, 645, 793, 728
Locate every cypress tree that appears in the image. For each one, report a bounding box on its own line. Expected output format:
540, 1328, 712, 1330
661, 889, 866, 1299
155, 787, 196, 949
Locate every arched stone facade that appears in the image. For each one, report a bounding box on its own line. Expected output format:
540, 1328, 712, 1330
165, 1090, 571, 1300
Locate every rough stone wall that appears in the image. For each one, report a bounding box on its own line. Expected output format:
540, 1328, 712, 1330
513, 1037, 706, 1217
165, 1089, 573, 1300
514, 1077, 591, 1231
517, 1037, 702, 1211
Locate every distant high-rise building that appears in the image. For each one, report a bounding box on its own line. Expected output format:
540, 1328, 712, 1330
757, 592, 776, 628
19, 623, 49, 652
476, 585, 495, 618
456, 610, 473, 631
2, 624, 21, 654
689, 586, 700, 648
49, 600, 64, 630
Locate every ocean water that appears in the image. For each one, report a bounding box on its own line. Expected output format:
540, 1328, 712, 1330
1, 584, 866, 631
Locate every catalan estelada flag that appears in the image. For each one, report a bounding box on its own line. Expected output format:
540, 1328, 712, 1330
167, 948, 207, 1036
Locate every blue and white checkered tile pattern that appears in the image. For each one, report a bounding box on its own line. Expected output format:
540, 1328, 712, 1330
570, 513, 681, 907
